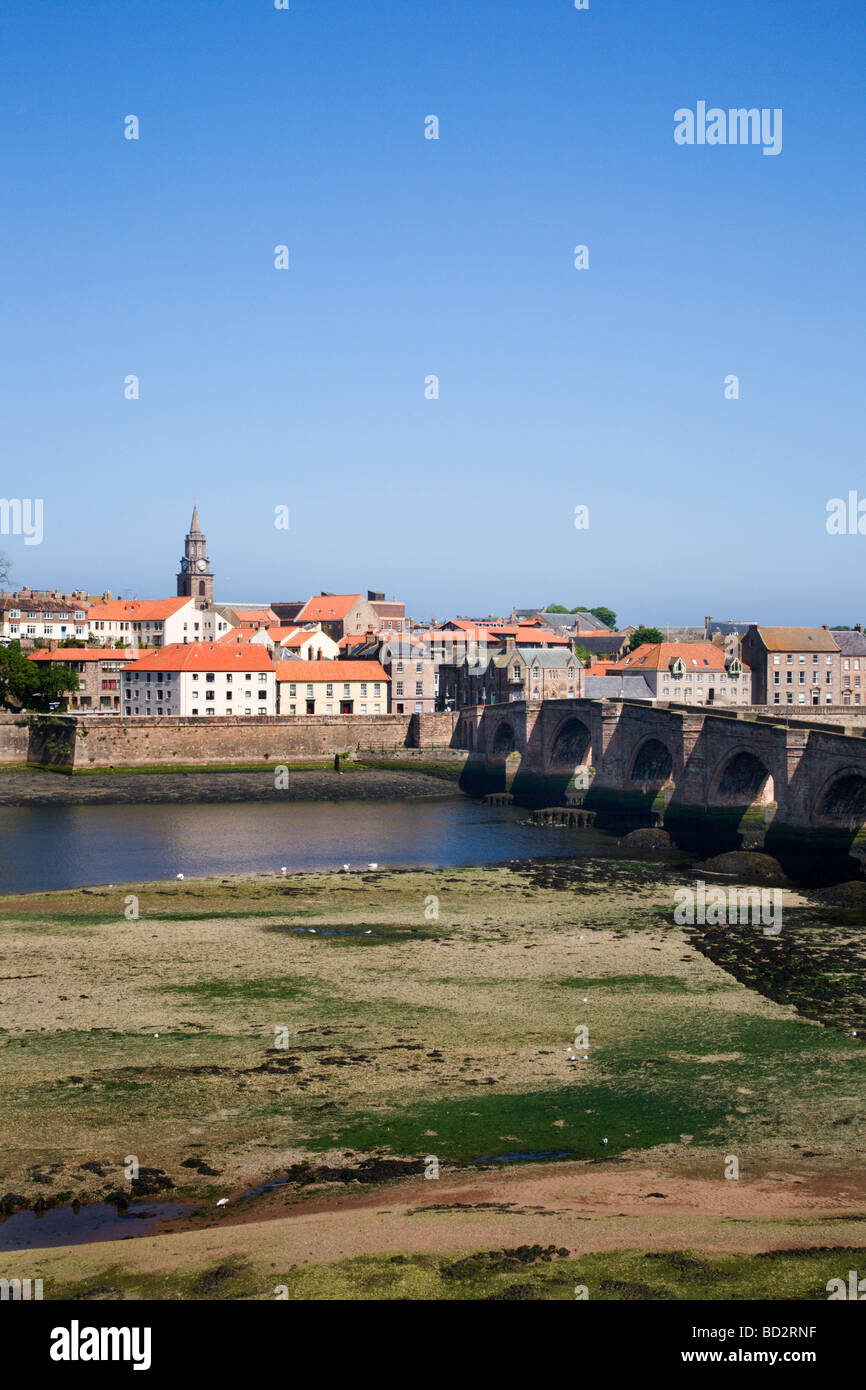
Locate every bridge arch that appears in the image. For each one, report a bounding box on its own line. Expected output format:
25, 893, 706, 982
491, 719, 517, 759
710, 748, 775, 807
628, 737, 674, 788
812, 767, 866, 830
548, 715, 592, 772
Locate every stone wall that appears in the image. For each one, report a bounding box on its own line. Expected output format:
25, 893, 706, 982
0, 716, 30, 764
0, 709, 461, 770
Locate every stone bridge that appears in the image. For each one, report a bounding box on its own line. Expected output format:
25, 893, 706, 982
455, 699, 866, 878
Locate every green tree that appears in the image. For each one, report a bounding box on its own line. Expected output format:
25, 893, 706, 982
629, 626, 664, 651
590, 606, 617, 629
0, 642, 78, 711
545, 604, 570, 613
32, 661, 79, 711
573, 644, 590, 664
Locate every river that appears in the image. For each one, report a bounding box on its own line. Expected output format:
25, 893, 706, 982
0, 798, 616, 895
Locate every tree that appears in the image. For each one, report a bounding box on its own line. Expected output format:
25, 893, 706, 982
629, 626, 664, 651
0, 552, 10, 588
573, 644, 590, 664
32, 660, 79, 711
590, 606, 617, 630
545, 604, 570, 614
0, 642, 78, 711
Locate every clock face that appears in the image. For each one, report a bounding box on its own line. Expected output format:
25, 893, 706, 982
197, 560, 207, 572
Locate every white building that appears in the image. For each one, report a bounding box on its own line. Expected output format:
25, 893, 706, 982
123, 642, 276, 716
88, 598, 235, 648
0, 592, 90, 644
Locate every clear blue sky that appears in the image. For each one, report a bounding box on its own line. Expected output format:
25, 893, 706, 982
2, 0, 864, 624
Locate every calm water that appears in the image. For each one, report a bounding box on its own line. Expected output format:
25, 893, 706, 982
0, 1202, 194, 1252
0, 799, 610, 895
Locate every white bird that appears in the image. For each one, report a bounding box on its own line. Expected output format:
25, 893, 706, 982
308, 928, 316, 934
580, 996, 588, 1003
281, 867, 287, 875
342, 864, 350, 872
216, 1197, 229, 1207
601, 1137, 608, 1145
368, 863, 378, 870
364, 930, 373, 935
154, 1033, 159, 1038
176, 873, 184, 881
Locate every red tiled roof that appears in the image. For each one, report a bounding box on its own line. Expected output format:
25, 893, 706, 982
609, 642, 747, 673
87, 598, 191, 621
29, 648, 138, 663
274, 660, 389, 683
131, 643, 276, 673
295, 595, 362, 622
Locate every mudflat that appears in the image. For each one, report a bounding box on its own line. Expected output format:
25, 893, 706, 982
0, 857, 864, 1298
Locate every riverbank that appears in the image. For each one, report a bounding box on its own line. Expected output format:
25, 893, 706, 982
0, 764, 462, 806
0, 858, 864, 1296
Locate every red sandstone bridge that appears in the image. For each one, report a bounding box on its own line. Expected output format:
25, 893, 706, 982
455, 698, 866, 877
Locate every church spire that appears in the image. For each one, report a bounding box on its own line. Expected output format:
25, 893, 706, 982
177, 506, 214, 608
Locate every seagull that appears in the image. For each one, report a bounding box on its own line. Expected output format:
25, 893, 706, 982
176, 873, 184, 881
368, 863, 378, 870
601, 1137, 608, 1145
308, 928, 316, 934
216, 1198, 229, 1207
281, 867, 288, 875
153, 1033, 159, 1038
580, 996, 588, 1003
364, 930, 373, 935
342, 864, 350, 872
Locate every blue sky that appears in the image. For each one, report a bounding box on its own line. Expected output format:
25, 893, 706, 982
1, 0, 864, 624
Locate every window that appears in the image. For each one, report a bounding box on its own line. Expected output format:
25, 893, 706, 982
360, 703, 367, 713
258, 690, 266, 699
415, 702, 423, 713
415, 682, 423, 695
289, 683, 296, 697
773, 654, 780, 664
306, 685, 313, 698
326, 683, 333, 697
374, 683, 381, 695
360, 683, 367, 696
343, 684, 350, 697
206, 691, 215, 700
396, 682, 404, 696
396, 662, 403, 673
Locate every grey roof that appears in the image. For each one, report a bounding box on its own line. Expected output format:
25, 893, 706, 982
832, 630, 866, 656
574, 633, 629, 654
585, 675, 654, 700
534, 610, 610, 632
517, 646, 582, 669
705, 619, 756, 638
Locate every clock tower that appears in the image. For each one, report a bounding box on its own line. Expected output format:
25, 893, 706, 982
177, 505, 214, 608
